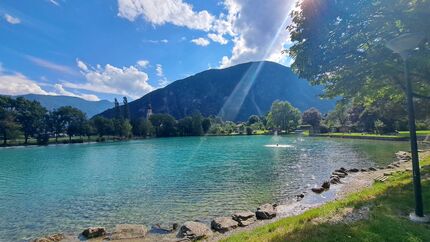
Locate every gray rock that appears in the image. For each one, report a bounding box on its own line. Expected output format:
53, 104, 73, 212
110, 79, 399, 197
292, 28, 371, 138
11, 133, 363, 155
81, 227, 106, 239
311, 187, 325, 194
330, 177, 341, 184
255, 203, 276, 220
32, 234, 65, 242
369, 167, 377, 171
153, 223, 178, 233
348, 168, 359, 173
321, 181, 330, 189
395, 151, 411, 160
211, 217, 238, 233
332, 172, 346, 178
232, 211, 256, 227
110, 224, 148, 240
177, 221, 213, 241
386, 165, 395, 169
360, 168, 368, 172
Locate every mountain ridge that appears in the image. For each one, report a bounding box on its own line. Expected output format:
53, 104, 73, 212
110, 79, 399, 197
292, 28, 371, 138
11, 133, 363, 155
99, 61, 335, 121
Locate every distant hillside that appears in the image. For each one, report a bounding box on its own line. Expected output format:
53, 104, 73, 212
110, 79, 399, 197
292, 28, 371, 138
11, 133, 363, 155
99, 61, 335, 121
19, 94, 113, 118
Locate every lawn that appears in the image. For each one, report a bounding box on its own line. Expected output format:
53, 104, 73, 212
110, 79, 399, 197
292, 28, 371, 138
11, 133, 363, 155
222, 155, 430, 242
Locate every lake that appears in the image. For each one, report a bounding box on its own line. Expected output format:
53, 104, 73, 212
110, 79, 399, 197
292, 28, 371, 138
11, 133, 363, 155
0, 135, 408, 241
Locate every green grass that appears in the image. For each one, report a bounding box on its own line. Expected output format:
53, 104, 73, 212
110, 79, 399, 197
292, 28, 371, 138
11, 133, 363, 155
254, 130, 270, 135
317, 132, 404, 139
222, 156, 430, 242
399, 130, 430, 136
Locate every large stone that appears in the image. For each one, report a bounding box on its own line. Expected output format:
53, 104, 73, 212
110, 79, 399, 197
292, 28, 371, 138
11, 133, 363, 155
32, 234, 65, 242
332, 172, 346, 178
232, 211, 256, 227
396, 151, 411, 160
152, 223, 178, 233
360, 168, 368, 172
177, 221, 213, 241
211, 217, 238, 233
348, 168, 359, 173
110, 224, 148, 240
369, 167, 377, 171
330, 177, 340, 184
255, 203, 276, 220
311, 187, 325, 194
321, 181, 330, 189
81, 227, 106, 239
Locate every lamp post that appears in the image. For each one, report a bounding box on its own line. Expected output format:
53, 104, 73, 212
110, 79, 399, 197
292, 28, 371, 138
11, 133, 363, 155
386, 33, 428, 223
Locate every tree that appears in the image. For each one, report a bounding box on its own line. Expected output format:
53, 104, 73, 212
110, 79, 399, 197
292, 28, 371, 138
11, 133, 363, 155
177, 116, 193, 136
267, 100, 301, 132
131, 118, 153, 137
123, 97, 130, 120
0, 108, 21, 145
52, 106, 87, 142
202, 118, 211, 133
247, 115, 260, 125
15, 97, 47, 144
149, 114, 177, 137
288, 0, 430, 125
302, 108, 322, 132
93, 116, 114, 137
191, 113, 203, 136
120, 119, 132, 138
114, 98, 121, 120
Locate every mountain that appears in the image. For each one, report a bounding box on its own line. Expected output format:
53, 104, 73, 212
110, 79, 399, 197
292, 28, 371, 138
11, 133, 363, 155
19, 94, 113, 118
99, 61, 335, 121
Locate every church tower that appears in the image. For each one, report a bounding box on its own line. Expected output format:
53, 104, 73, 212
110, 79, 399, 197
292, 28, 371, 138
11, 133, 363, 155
146, 104, 153, 120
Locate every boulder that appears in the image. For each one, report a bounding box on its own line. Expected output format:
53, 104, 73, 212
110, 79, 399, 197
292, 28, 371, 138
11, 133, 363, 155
360, 168, 368, 172
330, 177, 340, 184
348, 168, 359, 173
32, 234, 65, 242
232, 211, 256, 227
211, 217, 239, 233
386, 165, 395, 169
321, 181, 330, 189
332, 172, 346, 178
335, 169, 348, 175
81, 227, 106, 239
177, 221, 213, 241
255, 203, 276, 220
152, 223, 178, 233
369, 167, 377, 171
395, 151, 411, 160
110, 224, 148, 240
311, 187, 325, 194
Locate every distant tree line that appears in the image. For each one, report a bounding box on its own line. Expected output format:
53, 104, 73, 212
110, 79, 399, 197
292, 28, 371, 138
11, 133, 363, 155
1, 95, 325, 145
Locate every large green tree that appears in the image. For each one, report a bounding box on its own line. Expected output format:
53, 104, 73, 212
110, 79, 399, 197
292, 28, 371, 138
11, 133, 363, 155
288, 0, 430, 111
267, 100, 301, 132
15, 97, 47, 144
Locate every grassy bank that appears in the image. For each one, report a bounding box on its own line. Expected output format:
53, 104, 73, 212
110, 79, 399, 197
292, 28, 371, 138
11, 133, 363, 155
223, 156, 430, 242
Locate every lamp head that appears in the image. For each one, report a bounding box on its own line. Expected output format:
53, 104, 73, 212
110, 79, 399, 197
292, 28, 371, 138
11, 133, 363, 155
386, 33, 425, 54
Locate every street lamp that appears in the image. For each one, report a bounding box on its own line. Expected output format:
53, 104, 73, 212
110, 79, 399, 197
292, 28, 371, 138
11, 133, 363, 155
386, 33, 428, 223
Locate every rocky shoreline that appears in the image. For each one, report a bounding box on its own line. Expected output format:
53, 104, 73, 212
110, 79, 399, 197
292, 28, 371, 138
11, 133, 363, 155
31, 150, 424, 242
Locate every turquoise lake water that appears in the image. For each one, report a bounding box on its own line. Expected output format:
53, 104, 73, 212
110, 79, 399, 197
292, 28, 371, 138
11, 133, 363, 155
0, 135, 409, 241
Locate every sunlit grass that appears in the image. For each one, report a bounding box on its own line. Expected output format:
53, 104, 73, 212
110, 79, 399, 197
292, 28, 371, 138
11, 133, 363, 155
222, 156, 430, 242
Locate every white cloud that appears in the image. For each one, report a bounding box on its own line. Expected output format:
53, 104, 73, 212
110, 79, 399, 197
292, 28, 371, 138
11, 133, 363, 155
48, 0, 60, 6
117, 0, 295, 68
71, 60, 155, 99
26, 55, 79, 76
219, 0, 295, 67
207, 33, 228, 45
0, 73, 50, 96
143, 39, 169, 44
53, 84, 100, 101
76, 59, 89, 72
4, 14, 21, 24
118, 0, 214, 31
191, 37, 210, 46
137, 59, 150, 68
0, 67, 100, 101
155, 64, 163, 77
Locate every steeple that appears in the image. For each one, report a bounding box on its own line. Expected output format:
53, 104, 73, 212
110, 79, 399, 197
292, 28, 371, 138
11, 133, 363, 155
146, 104, 153, 120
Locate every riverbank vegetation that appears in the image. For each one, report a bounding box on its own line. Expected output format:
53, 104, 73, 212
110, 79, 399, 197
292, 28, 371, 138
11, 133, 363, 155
223, 155, 430, 242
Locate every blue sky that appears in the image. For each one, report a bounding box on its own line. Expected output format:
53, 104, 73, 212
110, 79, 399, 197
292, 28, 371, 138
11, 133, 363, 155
0, 0, 294, 102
